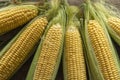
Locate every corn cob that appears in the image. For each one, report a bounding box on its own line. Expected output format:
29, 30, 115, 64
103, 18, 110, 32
26, 3, 65, 79
108, 17, 120, 37
64, 26, 86, 80
0, 5, 38, 35
88, 20, 120, 80
33, 23, 63, 80
0, 16, 48, 80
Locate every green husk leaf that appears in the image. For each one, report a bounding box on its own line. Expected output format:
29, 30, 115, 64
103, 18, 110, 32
81, 3, 104, 80
107, 27, 120, 46
44, 0, 61, 21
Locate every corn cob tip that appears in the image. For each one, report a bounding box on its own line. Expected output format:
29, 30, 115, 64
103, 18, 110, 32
108, 17, 120, 36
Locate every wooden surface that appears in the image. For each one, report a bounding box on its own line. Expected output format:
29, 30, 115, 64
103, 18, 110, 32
0, 0, 120, 80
